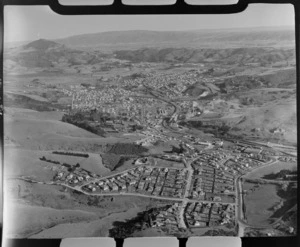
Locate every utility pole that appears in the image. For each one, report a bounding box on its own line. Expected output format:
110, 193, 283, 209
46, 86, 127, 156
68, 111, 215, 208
71, 94, 74, 111
18, 185, 21, 197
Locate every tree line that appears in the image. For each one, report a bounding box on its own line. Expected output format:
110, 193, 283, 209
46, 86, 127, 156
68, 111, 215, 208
52, 151, 89, 158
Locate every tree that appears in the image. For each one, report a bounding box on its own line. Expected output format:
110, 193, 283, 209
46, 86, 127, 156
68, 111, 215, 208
282, 183, 288, 191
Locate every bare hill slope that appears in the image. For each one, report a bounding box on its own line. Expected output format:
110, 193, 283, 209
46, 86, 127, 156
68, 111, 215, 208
4, 39, 103, 69
228, 98, 297, 144
4, 108, 127, 152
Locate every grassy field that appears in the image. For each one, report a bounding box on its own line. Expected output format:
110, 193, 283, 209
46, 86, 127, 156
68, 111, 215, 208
243, 182, 282, 226
5, 178, 162, 238
29, 207, 142, 238
5, 147, 112, 180
79, 153, 111, 176
4, 148, 57, 181
5, 107, 64, 121
244, 161, 297, 180
4, 108, 128, 152
154, 158, 185, 169
231, 97, 297, 145
4, 201, 98, 238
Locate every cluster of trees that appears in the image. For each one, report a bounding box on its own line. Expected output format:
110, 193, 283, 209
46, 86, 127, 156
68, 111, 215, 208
64, 162, 80, 172
62, 113, 106, 137
204, 229, 237, 236
52, 151, 89, 158
263, 169, 297, 181
182, 120, 231, 135
101, 153, 132, 171
129, 124, 144, 132
80, 83, 91, 88
128, 73, 146, 80
109, 205, 170, 238
181, 120, 202, 129
40, 156, 60, 164
165, 144, 185, 154
240, 97, 255, 106
67, 109, 112, 123
101, 153, 122, 171
224, 76, 264, 91
107, 143, 148, 155
272, 200, 284, 211
40, 156, 80, 171
109, 212, 146, 238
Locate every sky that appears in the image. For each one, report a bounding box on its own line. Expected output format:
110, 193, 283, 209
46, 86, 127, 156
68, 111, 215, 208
4, 3, 295, 43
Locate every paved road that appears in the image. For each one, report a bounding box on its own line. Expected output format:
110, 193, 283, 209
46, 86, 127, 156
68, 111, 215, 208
176, 158, 196, 229
17, 82, 297, 233
251, 178, 297, 184
235, 156, 295, 234
178, 200, 188, 228
14, 176, 236, 207
235, 174, 245, 236
16, 143, 292, 235
131, 84, 240, 229
142, 82, 180, 124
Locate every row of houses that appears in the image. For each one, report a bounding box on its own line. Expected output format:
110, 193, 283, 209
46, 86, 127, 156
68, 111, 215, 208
190, 162, 235, 201
185, 202, 235, 228
81, 165, 188, 199
150, 203, 181, 228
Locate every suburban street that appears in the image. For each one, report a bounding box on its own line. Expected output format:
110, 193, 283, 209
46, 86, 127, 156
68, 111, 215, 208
14, 176, 236, 207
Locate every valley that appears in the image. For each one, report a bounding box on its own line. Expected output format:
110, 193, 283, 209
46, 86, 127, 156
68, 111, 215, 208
3, 27, 297, 238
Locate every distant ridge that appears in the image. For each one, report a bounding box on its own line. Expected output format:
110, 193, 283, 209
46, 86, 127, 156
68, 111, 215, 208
54, 28, 295, 49
5, 36, 295, 69
6, 26, 294, 48
55, 25, 294, 40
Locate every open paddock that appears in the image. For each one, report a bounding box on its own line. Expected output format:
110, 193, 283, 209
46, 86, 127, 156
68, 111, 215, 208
244, 161, 297, 180
154, 158, 185, 169
243, 182, 282, 226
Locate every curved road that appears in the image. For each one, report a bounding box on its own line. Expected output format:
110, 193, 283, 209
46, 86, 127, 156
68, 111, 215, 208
14, 176, 235, 207
235, 156, 295, 235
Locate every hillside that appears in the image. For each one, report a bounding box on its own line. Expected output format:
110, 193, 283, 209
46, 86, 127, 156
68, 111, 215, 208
235, 99, 297, 143
4, 27, 295, 71
4, 39, 103, 69
24, 39, 61, 50
4, 93, 66, 111
4, 108, 128, 152
114, 47, 295, 65
186, 96, 297, 145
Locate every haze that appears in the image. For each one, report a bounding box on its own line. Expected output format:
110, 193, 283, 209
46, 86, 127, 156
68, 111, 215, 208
4, 4, 294, 43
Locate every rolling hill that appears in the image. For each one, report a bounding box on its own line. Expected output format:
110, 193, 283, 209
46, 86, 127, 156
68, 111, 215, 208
55, 28, 295, 49
4, 39, 103, 69
7, 40, 294, 70
4, 27, 295, 71
114, 47, 295, 65
4, 107, 127, 152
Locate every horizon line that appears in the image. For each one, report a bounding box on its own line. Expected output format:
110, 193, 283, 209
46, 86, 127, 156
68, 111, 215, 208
5, 24, 294, 44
